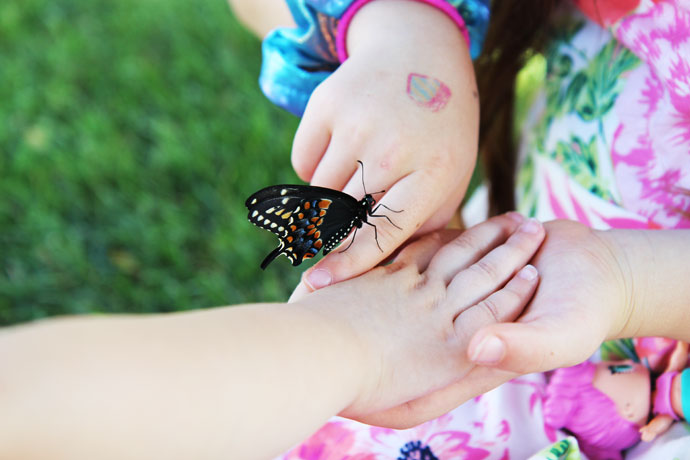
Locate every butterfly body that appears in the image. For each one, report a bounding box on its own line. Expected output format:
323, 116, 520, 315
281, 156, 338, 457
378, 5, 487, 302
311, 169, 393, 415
246, 185, 379, 269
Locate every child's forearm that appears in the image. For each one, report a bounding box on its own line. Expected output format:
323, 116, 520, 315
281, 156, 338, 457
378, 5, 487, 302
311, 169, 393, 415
604, 228, 690, 342
347, 0, 472, 65
227, 0, 295, 38
0, 302, 364, 460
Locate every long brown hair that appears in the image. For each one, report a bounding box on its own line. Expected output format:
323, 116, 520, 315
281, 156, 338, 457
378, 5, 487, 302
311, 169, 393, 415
475, 1, 562, 215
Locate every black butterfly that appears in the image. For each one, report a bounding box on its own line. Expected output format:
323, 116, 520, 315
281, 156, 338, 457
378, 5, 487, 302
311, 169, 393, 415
245, 161, 402, 269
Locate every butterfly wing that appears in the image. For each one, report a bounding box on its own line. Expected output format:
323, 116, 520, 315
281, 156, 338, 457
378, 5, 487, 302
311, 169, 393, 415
246, 185, 361, 268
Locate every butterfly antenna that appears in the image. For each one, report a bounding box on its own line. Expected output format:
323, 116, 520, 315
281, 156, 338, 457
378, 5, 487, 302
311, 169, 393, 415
358, 161, 386, 195
357, 160, 367, 195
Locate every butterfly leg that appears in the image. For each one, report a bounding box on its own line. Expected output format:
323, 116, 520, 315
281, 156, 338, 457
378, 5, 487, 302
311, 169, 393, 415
363, 221, 384, 252
373, 204, 404, 214
370, 211, 403, 231
338, 227, 359, 253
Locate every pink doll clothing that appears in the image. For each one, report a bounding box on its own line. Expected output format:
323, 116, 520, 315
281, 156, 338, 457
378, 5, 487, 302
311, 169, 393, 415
653, 371, 680, 420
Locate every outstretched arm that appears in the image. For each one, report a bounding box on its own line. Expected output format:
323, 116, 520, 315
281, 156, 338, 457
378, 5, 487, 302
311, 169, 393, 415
0, 214, 544, 460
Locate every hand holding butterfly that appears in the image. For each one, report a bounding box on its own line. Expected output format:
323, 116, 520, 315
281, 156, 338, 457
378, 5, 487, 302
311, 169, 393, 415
0, 214, 543, 460
357, 220, 690, 428
290, 0, 479, 297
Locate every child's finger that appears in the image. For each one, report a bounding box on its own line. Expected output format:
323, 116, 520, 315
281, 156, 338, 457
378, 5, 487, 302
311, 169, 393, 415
454, 265, 539, 346
288, 230, 459, 304
467, 317, 599, 372
446, 219, 544, 308
308, 132, 366, 191
293, 172, 432, 293
291, 102, 332, 182
392, 230, 462, 272
424, 212, 526, 285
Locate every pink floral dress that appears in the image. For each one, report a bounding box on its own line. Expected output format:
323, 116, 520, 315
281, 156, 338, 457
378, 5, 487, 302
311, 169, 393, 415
278, 1, 690, 458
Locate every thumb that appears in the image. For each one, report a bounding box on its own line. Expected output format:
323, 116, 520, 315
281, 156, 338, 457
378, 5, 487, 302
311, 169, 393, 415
468, 320, 597, 375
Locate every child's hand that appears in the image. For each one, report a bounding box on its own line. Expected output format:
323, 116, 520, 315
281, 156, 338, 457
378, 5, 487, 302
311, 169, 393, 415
468, 220, 632, 373
356, 219, 632, 427
290, 0, 479, 297
302, 213, 545, 417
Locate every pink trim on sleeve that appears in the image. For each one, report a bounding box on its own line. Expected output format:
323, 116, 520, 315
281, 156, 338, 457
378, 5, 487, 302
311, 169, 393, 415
336, 0, 471, 62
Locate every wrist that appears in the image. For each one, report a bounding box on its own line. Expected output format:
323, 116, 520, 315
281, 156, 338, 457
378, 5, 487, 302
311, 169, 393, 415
292, 295, 373, 411
595, 228, 651, 341
601, 228, 690, 342
344, 0, 470, 63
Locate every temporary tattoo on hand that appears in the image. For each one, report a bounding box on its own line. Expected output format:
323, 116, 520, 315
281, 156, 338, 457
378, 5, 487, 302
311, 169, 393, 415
406, 73, 451, 112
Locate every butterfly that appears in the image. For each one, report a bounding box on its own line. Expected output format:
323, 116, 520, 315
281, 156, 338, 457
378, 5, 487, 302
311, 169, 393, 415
245, 161, 402, 269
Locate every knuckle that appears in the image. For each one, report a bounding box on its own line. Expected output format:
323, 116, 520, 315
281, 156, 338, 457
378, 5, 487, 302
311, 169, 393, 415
477, 297, 501, 323
470, 258, 499, 282
449, 233, 478, 252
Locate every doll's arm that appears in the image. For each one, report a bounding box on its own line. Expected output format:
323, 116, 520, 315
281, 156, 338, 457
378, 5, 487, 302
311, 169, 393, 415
640, 414, 675, 442
666, 341, 689, 373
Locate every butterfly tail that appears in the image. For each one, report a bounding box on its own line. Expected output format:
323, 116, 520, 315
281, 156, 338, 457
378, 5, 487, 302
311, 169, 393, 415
260, 246, 283, 270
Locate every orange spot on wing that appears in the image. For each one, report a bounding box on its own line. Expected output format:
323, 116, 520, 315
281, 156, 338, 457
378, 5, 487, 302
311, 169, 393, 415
315, 231, 321, 238
318, 200, 331, 209
319, 209, 327, 216
311, 217, 319, 223
307, 228, 316, 236
304, 202, 311, 209
286, 236, 293, 243
290, 225, 297, 231
298, 213, 304, 219
314, 239, 322, 249
316, 218, 324, 226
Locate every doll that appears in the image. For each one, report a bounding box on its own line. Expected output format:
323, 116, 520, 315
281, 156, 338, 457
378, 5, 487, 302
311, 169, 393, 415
543, 342, 689, 460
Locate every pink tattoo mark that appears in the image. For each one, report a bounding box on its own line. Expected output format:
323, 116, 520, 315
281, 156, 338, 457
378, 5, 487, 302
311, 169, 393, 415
406, 73, 451, 112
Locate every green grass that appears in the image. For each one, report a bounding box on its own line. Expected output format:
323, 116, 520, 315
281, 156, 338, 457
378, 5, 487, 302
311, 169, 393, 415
0, 0, 304, 324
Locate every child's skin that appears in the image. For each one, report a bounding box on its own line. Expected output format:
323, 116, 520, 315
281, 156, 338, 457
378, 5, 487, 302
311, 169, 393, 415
0, 214, 544, 460
357, 221, 690, 428
227, 0, 690, 429
258, 0, 481, 296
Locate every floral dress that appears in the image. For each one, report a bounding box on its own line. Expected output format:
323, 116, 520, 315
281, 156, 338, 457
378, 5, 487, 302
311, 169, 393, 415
517, 0, 690, 231
261, 0, 690, 458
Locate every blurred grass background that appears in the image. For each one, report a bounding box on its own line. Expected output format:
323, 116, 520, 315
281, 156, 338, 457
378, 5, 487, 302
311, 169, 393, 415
0, 0, 303, 325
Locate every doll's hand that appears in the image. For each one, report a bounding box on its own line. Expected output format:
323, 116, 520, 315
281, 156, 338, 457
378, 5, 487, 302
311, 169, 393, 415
640, 415, 674, 442
290, 0, 478, 298
303, 213, 545, 417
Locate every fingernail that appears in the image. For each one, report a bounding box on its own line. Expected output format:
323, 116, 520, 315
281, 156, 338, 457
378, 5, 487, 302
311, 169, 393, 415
518, 264, 538, 281
519, 218, 542, 234
507, 211, 526, 223
305, 268, 332, 290
470, 335, 505, 364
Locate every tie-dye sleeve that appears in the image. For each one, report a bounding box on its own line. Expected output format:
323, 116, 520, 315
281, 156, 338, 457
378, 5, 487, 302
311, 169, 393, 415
259, 0, 490, 116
